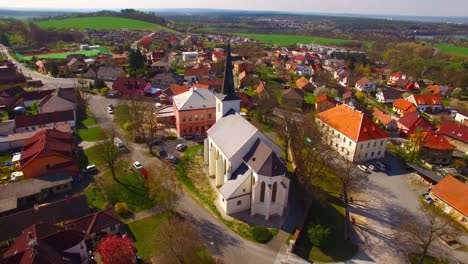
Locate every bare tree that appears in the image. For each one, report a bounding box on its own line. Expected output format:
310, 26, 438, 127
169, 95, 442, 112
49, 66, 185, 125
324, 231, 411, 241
256, 86, 277, 123
125, 98, 160, 154
146, 162, 181, 211
274, 107, 299, 162
95, 129, 124, 182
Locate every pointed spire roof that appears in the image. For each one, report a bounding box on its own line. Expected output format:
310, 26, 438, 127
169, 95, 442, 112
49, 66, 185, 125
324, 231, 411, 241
221, 42, 240, 101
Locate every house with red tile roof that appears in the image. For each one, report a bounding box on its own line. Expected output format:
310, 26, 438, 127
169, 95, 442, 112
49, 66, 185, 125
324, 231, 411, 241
16, 129, 78, 179
397, 112, 434, 137
315, 94, 338, 113
420, 132, 455, 165
112, 77, 150, 97
355, 77, 375, 92
316, 104, 389, 162
406, 94, 444, 113
255, 81, 266, 94
392, 98, 418, 116
295, 76, 314, 92
438, 121, 468, 154
372, 108, 398, 132
1, 223, 89, 264
430, 175, 468, 229
184, 67, 210, 83
64, 208, 122, 240
281, 88, 304, 107
236, 92, 253, 108
14, 110, 76, 133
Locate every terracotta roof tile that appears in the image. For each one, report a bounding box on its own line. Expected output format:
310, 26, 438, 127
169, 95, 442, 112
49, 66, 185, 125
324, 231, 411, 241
411, 94, 443, 105
372, 108, 393, 125
316, 94, 337, 104
184, 67, 209, 77
295, 77, 310, 89
393, 98, 417, 114
422, 132, 455, 150
431, 175, 468, 215
356, 77, 372, 87
438, 121, 468, 143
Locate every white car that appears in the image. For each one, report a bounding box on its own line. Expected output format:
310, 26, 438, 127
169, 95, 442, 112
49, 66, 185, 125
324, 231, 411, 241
107, 108, 114, 114
357, 164, 369, 173
133, 161, 143, 170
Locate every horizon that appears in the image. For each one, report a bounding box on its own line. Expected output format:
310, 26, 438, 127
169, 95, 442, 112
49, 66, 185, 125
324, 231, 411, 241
1, 0, 468, 17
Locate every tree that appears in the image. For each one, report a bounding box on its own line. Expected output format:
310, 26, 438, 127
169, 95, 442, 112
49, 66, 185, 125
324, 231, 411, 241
146, 162, 180, 211
314, 86, 331, 97
124, 99, 160, 153
49, 61, 59, 77
0, 33, 10, 46
97, 235, 135, 264
256, 86, 277, 123
154, 215, 211, 264
128, 49, 146, 70
307, 224, 331, 246
405, 128, 425, 162
95, 129, 124, 182
94, 79, 107, 89
274, 107, 298, 162
450, 87, 463, 99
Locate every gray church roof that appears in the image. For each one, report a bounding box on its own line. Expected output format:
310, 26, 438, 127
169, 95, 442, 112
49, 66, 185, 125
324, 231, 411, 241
244, 139, 286, 177
219, 163, 251, 199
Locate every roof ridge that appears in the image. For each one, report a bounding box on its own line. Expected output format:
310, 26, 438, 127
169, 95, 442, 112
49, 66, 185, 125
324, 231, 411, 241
86, 212, 98, 235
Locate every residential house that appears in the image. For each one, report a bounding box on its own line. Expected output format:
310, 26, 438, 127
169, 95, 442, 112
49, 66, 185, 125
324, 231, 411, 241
238, 71, 256, 88
1, 223, 89, 263
426, 85, 451, 96
255, 81, 266, 94
22, 90, 54, 107
392, 98, 418, 116
406, 94, 444, 113
66, 58, 86, 74
64, 208, 122, 240
182, 51, 199, 62
372, 108, 398, 132
0, 87, 24, 112
236, 92, 253, 108
438, 121, 468, 154
198, 77, 224, 90
15, 129, 78, 179
296, 76, 314, 92
316, 105, 389, 163
281, 88, 304, 107
212, 51, 225, 63
152, 72, 183, 89
393, 78, 409, 89
430, 175, 468, 229
233, 61, 254, 74
315, 94, 338, 113
0, 66, 27, 91
388, 73, 406, 85
0, 195, 90, 244
397, 112, 434, 137
294, 65, 313, 76
376, 88, 402, 104
342, 91, 354, 104
355, 78, 376, 92
415, 80, 426, 90
15, 110, 76, 133
96, 66, 125, 81
151, 60, 170, 72
420, 132, 455, 165
173, 87, 217, 137
112, 77, 150, 97
37, 88, 77, 122
112, 53, 128, 64
184, 67, 210, 83
206, 43, 290, 220
455, 111, 468, 124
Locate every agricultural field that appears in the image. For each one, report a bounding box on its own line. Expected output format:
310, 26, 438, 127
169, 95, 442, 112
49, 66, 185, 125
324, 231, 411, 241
236, 33, 348, 46
16, 47, 112, 61
36, 16, 174, 31
434, 44, 468, 56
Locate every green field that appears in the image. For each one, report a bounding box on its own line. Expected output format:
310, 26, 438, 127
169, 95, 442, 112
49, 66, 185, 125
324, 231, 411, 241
236, 33, 348, 46
36, 16, 174, 31
16, 47, 112, 61
434, 44, 468, 56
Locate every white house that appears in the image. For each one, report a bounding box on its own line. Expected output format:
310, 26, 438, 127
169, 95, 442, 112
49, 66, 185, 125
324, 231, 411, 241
182, 51, 199, 62
294, 65, 313, 76
205, 43, 290, 220
406, 94, 444, 113
375, 88, 402, 104
316, 104, 389, 163
355, 77, 376, 92
454, 111, 468, 124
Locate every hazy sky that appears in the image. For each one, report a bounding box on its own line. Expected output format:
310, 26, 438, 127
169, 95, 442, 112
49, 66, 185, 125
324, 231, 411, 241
1, 0, 468, 17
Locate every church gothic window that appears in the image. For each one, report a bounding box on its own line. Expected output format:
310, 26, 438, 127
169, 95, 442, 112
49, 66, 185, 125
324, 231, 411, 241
272, 182, 277, 203
260, 182, 266, 202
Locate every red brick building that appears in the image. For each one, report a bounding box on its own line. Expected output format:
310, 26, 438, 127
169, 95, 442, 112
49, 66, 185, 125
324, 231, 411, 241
173, 88, 217, 137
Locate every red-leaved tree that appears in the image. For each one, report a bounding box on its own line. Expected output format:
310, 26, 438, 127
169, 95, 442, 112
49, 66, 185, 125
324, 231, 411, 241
96, 235, 135, 264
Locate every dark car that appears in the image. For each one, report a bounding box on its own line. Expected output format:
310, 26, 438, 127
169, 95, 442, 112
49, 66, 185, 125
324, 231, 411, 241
167, 155, 179, 164
81, 165, 97, 174
157, 148, 168, 158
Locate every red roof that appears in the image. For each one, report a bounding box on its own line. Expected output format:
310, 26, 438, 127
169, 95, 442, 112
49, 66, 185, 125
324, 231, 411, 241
316, 94, 337, 104
372, 108, 394, 125
112, 77, 148, 94
15, 110, 74, 129
64, 208, 121, 236
431, 175, 468, 215
390, 73, 402, 79
397, 112, 434, 131
316, 104, 388, 142
169, 85, 190, 96
422, 132, 455, 150
184, 67, 209, 77
410, 94, 443, 106
438, 121, 468, 144
393, 98, 417, 114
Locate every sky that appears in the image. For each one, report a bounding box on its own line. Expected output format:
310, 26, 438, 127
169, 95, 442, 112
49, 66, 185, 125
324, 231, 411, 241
1, 0, 468, 17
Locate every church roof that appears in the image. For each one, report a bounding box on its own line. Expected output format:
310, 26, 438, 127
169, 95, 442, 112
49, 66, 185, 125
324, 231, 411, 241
244, 139, 286, 177
219, 163, 251, 199
220, 42, 240, 102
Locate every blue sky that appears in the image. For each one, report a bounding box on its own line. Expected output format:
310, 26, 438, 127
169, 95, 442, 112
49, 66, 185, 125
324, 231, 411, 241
1, 0, 467, 16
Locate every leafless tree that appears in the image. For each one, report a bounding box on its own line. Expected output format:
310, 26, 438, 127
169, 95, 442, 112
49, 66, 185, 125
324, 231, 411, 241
146, 162, 181, 211
256, 86, 277, 123
125, 98, 161, 154
95, 129, 125, 182
274, 107, 299, 162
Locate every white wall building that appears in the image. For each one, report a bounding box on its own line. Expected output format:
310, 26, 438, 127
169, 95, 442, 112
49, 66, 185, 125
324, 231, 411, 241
182, 51, 199, 62
355, 77, 376, 92
316, 104, 389, 163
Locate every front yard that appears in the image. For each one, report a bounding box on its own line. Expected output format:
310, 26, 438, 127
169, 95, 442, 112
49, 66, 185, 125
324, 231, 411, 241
77, 127, 105, 142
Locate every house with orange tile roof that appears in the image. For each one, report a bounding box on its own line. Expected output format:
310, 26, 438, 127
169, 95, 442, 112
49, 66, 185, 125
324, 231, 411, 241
392, 98, 418, 116
420, 132, 455, 165
315, 94, 338, 113
372, 108, 398, 132
397, 112, 434, 137
426, 85, 451, 96
295, 76, 314, 92
316, 104, 389, 162
430, 175, 468, 229
406, 94, 444, 113
255, 81, 266, 94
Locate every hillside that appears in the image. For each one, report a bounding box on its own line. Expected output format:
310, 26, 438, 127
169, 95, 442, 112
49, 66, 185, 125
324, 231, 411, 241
36, 16, 175, 31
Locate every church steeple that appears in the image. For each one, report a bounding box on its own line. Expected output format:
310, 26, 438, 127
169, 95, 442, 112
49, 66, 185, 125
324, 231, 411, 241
221, 42, 240, 101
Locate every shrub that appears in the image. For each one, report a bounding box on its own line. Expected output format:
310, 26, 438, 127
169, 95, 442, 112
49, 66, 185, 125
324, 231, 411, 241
114, 202, 130, 216
100, 87, 109, 94
307, 224, 331, 247
252, 226, 273, 243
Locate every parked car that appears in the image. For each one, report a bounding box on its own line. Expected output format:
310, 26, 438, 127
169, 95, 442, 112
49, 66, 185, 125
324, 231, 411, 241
81, 165, 97, 174
157, 148, 168, 158
373, 161, 386, 171
107, 108, 114, 114
133, 161, 143, 170
357, 164, 369, 173
424, 194, 434, 204
107, 104, 114, 109
176, 143, 187, 151
167, 155, 179, 164
367, 163, 378, 172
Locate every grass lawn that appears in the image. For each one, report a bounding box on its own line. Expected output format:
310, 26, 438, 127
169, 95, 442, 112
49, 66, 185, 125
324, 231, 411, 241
80, 145, 104, 167
407, 253, 448, 264
175, 145, 277, 242
36, 16, 175, 31
128, 212, 172, 260
81, 116, 97, 127
304, 92, 316, 104
434, 44, 468, 56
83, 186, 108, 210
236, 33, 348, 46
77, 127, 105, 142
16, 47, 112, 61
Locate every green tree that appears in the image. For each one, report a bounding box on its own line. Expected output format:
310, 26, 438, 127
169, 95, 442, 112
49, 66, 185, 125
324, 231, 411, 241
128, 49, 146, 70
0, 33, 10, 46
307, 224, 331, 246
405, 128, 425, 162
31, 102, 39, 115
94, 79, 107, 89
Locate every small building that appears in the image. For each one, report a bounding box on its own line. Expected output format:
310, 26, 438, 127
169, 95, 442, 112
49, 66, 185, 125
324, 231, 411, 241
112, 53, 128, 64
182, 51, 199, 62
454, 111, 468, 124
420, 132, 455, 165
372, 108, 398, 132
392, 98, 418, 116
315, 94, 338, 112
22, 89, 54, 108
376, 88, 402, 104
112, 77, 150, 97
438, 121, 468, 154
355, 77, 375, 92
281, 88, 304, 107
37, 88, 77, 123
152, 72, 183, 89
406, 94, 444, 114
66, 58, 87, 74
184, 67, 210, 83
96, 66, 125, 81
64, 208, 122, 241
430, 175, 468, 229
397, 112, 434, 137
14, 110, 76, 133
295, 76, 315, 92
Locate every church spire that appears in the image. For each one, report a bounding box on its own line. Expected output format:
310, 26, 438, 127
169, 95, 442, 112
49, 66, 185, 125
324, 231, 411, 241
221, 42, 239, 101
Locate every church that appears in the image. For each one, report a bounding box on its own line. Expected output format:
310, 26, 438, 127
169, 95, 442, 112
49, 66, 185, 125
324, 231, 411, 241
204, 43, 290, 220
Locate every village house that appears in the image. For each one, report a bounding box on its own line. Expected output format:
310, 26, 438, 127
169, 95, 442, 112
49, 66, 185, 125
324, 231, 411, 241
14, 110, 76, 133
238, 71, 256, 88
37, 88, 77, 123
455, 111, 468, 124
430, 175, 468, 229
199, 77, 224, 90
64, 208, 122, 241
236, 92, 253, 108
66, 58, 87, 74
0, 87, 24, 112
294, 65, 313, 76
316, 104, 389, 163
112, 53, 128, 64
15, 129, 78, 179
315, 94, 338, 113
0, 64, 27, 91
388, 73, 406, 85
184, 67, 210, 83
182, 51, 199, 62
205, 43, 290, 220
392, 98, 418, 116
281, 88, 304, 107
296, 76, 315, 92
355, 77, 376, 92
173, 87, 217, 137
376, 88, 402, 104
426, 84, 451, 96
22, 90, 53, 107
420, 132, 455, 165
397, 112, 434, 137
151, 60, 170, 72
96, 66, 125, 81
152, 72, 183, 89
112, 77, 150, 97
372, 108, 398, 133
438, 121, 468, 154
406, 94, 444, 113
